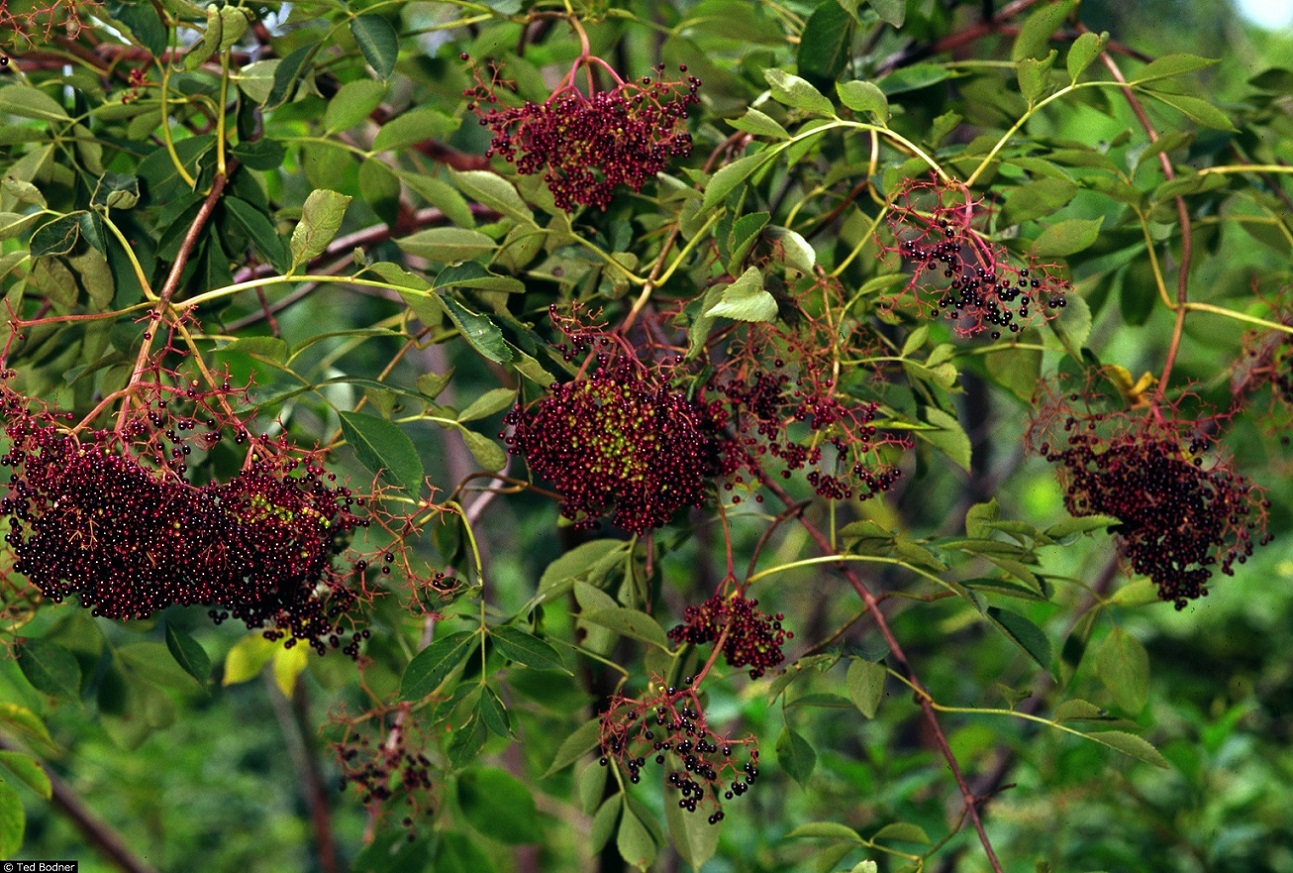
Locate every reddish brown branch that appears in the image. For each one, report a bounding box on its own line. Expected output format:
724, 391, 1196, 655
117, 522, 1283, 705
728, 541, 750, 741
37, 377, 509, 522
760, 477, 1005, 872
0, 736, 160, 873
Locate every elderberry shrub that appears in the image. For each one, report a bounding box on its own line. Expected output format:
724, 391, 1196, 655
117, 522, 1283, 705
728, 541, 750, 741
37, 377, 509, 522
880, 176, 1069, 338
0, 382, 369, 655
1029, 377, 1271, 608
468, 58, 700, 211
667, 594, 792, 679
599, 681, 758, 824
502, 354, 721, 535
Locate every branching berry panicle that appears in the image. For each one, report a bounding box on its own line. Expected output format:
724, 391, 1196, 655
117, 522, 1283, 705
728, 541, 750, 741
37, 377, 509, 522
1029, 375, 1271, 608
668, 594, 792, 679
503, 355, 721, 535
881, 177, 1069, 338
467, 55, 700, 211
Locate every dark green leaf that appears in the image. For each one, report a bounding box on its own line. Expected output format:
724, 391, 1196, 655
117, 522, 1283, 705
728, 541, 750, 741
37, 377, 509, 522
224, 196, 289, 271
17, 638, 81, 699
666, 773, 722, 868
479, 686, 512, 737
109, 0, 167, 56
338, 410, 424, 493
797, 1, 854, 89
447, 714, 487, 769
776, 727, 817, 786
458, 768, 542, 844
543, 717, 603, 777
165, 623, 211, 684
30, 214, 81, 257
267, 40, 322, 108
728, 211, 770, 272
91, 171, 140, 210
986, 607, 1053, 672
351, 14, 399, 79
400, 631, 475, 700
440, 297, 511, 364
490, 626, 568, 673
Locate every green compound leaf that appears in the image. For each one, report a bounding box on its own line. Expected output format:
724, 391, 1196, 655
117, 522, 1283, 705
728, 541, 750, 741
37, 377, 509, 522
338, 410, 424, 493
728, 107, 790, 139
351, 14, 399, 79
397, 227, 496, 264
400, 631, 476, 701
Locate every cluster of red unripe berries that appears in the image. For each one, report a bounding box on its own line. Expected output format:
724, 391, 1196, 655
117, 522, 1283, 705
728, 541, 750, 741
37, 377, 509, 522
667, 593, 792, 679
884, 177, 1068, 338
0, 384, 367, 655
502, 354, 720, 535
466, 55, 700, 211
600, 681, 759, 824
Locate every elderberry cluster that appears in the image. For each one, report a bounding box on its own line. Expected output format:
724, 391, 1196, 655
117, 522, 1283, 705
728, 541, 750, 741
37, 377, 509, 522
711, 368, 906, 503
468, 60, 700, 211
599, 682, 759, 824
0, 391, 367, 654
502, 355, 720, 535
884, 177, 1068, 337
668, 594, 792, 679
1038, 426, 1271, 608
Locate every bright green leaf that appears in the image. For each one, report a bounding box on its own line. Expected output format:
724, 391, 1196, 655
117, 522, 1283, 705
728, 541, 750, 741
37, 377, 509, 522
705, 266, 777, 322
1031, 217, 1102, 257
291, 189, 351, 267
837, 80, 889, 123
846, 658, 886, 718
764, 68, 835, 116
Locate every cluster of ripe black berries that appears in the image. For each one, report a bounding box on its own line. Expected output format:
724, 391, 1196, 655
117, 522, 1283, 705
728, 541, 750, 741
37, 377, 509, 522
1039, 424, 1271, 608
335, 730, 433, 808
667, 594, 792, 679
467, 59, 700, 211
712, 369, 906, 503
502, 355, 721, 535
885, 178, 1068, 338
0, 389, 368, 655
600, 682, 759, 824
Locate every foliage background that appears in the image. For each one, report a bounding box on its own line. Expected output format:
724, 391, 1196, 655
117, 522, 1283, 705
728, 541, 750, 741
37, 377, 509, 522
0, 0, 1292, 871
